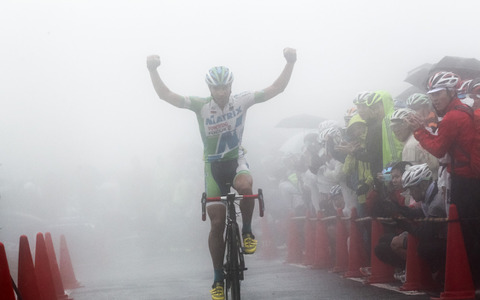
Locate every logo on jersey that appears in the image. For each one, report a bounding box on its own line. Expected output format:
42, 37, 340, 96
205, 107, 242, 126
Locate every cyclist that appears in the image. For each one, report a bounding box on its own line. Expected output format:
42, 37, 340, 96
390, 108, 439, 179
353, 90, 404, 197
406, 93, 438, 133
407, 71, 480, 290
146, 48, 297, 300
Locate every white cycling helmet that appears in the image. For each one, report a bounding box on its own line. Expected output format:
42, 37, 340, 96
458, 79, 473, 98
468, 78, 480, 96
329, 185, 342, 196
402, 163, 432, 188
390, 108, 415, 123
205, 66, 234, 86
406, 93, 430, 109
319, 120, 340, 131
427, 71, 460, 94
353, 91, 372, 105
318, 126, 342, 144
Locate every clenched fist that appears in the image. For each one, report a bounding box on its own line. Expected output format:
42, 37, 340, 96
146, 55, 161, 71
283, 48, 297, 64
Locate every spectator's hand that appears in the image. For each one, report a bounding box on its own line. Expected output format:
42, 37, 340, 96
334, 141, 355, 154
406, 112, 424, 131
146, 55, 161, 71
376, 172, 384, 182
283, 48, 297, 63
390, 232, 408, 251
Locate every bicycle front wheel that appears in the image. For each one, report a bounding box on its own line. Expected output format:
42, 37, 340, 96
226, 222, 242, 300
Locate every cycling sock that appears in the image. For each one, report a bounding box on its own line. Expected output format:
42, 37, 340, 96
214, 269, 224, 282
242, 223, 252, 235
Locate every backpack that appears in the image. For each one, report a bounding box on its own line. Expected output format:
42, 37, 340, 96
471, 109, 480, 176
452, 105, 480, 178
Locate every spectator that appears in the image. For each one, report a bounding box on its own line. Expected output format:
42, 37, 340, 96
354, 90, 404, 197
397, 163, 447, 290
390, 108, 439, 180
408, 71, 480, 290
406, 93, 438, 133
339, 114, 373, 217
372, 161, 412, 276
316, 123, 345, 214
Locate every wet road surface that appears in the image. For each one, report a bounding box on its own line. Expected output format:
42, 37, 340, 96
70, 250, 431, 300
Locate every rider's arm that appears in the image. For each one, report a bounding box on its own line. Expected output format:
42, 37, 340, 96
258, 48, 297, 102
147, 55, 186, 108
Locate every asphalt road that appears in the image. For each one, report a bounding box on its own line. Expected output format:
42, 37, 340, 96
69, 250, 431, 300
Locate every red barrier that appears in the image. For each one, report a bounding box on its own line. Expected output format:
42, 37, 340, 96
331, 208, 348, 273
35, 232, 59, 300
0, 243, 16, 300
344, 207, 368, 278
303, 210, 316, 266
18, 235, 42, 300
400, 233, 435, 291
365, 219, 395, 284
437, 204, 475, 300
311, 211, 330, 269
60, 235, 82, 289
45, 233, 70, 299
285, 211, 303, 264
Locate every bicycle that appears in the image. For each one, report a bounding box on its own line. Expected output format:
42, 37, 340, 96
201, 189, 265, 300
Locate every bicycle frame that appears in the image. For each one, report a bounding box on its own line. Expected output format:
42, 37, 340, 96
201, 189, 265, 300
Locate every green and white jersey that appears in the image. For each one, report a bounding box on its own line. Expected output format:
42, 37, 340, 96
184, 91, 264, 162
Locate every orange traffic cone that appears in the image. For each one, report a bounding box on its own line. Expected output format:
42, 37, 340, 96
285, 211, 303, 264
45, 233, 70, 299
0, 243, 16, 300
344, 207, 368, 278
311, 211, 330, 269
303, 210, 316, 266
438, 204, 475, 300
400, 233, 435, 291
35, 232, 59, 300
260, 216, 277, 260
59, 235, 81, 290
365, 219, 395, 284
331, 208, 348, 273
18, 235, 42, 300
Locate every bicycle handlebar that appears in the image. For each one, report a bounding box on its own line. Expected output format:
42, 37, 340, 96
201, 189, 265, 221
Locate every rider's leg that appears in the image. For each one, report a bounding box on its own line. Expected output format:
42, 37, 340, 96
207, 204, 226, 276
234, 172, 254, 234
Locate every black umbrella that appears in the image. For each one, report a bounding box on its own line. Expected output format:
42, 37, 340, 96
404, 63, 433, 91
396, 85, 426, 102
430, 56, 480, 80
275, 114, 325, 129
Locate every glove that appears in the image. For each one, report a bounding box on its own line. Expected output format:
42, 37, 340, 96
356, 182, 370, 195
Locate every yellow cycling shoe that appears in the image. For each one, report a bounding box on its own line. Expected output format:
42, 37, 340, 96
210, 281, 224, 300
243, 233, 257, 255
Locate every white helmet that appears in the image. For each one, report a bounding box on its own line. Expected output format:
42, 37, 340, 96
205, 66, 234, 86
319, 120, 340, 131
353, 91, 372, 105
406, 93, 430, 109
427, 71, 460, 94
402, 163, 432, 188
390, 108, 415, 123
318, 126, 342, 144
329, 185, 342, 196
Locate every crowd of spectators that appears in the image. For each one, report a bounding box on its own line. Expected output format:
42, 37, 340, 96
271, 71, 480, 294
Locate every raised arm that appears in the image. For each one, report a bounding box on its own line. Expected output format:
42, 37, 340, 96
260, 48, 297, 101
146, 55, 185, 108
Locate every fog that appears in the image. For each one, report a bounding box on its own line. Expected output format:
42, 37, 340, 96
0, 0, 479, 281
